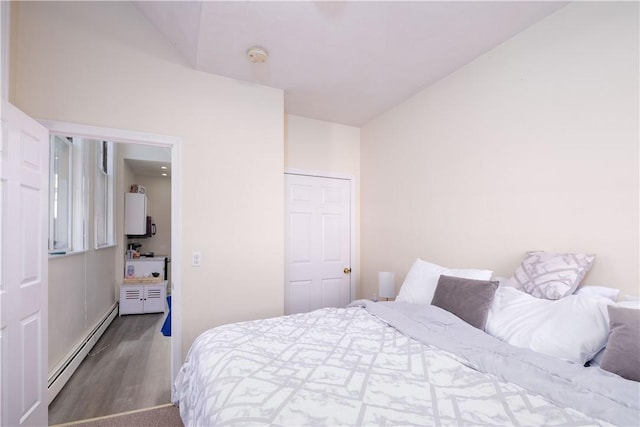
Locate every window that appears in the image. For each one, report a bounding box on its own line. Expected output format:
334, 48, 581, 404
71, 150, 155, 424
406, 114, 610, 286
95, 140, 114, 248
49, 137, 116, 253
49, 136, 71, 251
49, 136, 86, 253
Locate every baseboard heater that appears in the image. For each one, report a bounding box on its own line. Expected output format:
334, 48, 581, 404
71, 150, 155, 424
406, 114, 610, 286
47, 302, 119, 405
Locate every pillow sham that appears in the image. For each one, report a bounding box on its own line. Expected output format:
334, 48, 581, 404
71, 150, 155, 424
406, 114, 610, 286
490, 276, 510, 287
486, 286, 611, 364
600, 306, 640, 382
431, 275, 498, 330
506, 251, 595, 300
396, 258, 493, 306
617, 295, 640, 309
588, 347, 605, 367
574, 285, 620, 302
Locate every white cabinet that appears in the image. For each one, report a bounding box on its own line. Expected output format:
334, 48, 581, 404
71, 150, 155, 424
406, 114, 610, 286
124, 192, 147, 235
119, 282, 166, 315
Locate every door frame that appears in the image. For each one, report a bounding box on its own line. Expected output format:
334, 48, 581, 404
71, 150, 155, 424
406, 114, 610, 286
39, 120, 183, 390
284, 168, 357, 303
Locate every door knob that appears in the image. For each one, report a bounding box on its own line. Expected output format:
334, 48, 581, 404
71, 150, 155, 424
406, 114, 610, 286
343, 267, 351, 274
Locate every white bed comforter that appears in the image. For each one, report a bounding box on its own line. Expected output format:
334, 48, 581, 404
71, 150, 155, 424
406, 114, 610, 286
173, 301, 640, 426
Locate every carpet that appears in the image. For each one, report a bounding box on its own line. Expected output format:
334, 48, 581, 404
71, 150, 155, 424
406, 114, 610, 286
52, 403, 184, 427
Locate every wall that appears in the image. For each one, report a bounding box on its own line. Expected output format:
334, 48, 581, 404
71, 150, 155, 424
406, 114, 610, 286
286, 114, 361, 177
361, 2, 639, 298
12, 1, 285, 358
129, 174, 172, 258
48, 141, 118, 371
285, 114, 362, 294
115, 147, 135, 288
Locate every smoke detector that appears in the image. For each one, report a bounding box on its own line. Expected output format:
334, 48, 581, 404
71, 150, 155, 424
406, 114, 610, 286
247, 46, 268, 63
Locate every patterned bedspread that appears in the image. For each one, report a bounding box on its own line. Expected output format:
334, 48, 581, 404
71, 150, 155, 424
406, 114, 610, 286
173, 301, 640, 426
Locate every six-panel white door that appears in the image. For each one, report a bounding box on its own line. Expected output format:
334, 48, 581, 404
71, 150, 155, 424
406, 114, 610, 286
0, 102, 49, 426
284, 174, 351, 315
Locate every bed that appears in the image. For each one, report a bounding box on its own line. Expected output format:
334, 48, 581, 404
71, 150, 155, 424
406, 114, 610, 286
173, 254, 640, 426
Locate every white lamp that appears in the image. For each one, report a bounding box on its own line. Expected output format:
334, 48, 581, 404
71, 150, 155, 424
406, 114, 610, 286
378, 272, 395, 301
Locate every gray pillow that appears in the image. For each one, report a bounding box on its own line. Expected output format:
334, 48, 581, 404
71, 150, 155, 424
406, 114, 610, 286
431, 275, 499, 330
600, 306, 640, 382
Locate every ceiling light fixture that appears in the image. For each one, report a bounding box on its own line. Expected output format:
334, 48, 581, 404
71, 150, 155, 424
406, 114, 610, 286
161, 166, 167, 170
247, 46, 268, 63
162, 173, 168, 177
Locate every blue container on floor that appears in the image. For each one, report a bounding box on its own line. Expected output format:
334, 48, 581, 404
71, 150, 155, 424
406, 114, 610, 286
161, 296, 171, 336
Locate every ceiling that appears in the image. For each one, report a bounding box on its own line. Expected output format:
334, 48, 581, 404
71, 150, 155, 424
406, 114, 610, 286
125, 159, 172, 178
134, 1, 567, 127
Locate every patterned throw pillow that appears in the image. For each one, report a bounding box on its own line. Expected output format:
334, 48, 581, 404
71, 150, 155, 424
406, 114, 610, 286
506, 251, 595, 300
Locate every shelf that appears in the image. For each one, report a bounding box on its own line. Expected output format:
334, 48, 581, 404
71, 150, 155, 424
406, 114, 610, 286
123, 277, 163, 284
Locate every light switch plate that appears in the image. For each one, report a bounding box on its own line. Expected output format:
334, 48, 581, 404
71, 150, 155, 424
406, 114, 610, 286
192, 251, 202, 267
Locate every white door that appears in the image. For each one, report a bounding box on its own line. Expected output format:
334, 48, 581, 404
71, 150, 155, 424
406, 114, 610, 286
284, 174, 351, 314
143, 284, 166, 313
119, 285, 144, 315
0, 102, 49, 426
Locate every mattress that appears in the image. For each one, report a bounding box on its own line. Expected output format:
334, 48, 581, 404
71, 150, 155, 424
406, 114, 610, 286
173, 300, 640, 426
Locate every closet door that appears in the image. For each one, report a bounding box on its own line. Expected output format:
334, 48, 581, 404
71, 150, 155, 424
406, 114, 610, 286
284, 173, 352, 315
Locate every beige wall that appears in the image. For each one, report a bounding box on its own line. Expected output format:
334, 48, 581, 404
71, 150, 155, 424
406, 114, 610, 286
286, 114, 361, 176
13, 1, 285, 357
115, 148, 135, 288
129, 175, 172, 258
48, 255, 86, 370
285, 114, 362, 295
361, 2, 639, 298
48, 141, 118, 370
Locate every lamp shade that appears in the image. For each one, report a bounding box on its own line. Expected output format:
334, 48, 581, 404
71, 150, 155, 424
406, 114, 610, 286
378, 272, 395, 299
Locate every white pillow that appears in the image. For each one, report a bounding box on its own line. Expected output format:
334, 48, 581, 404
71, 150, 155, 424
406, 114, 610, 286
486, 286, 612, 364
616, 299, 640, 310
589, 347, 606, 367
490, 275, 510, 287
574, 285, 620, 302
396, 258, 493, 305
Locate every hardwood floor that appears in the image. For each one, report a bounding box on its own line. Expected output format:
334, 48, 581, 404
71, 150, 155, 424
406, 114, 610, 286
48, 313, 171, 425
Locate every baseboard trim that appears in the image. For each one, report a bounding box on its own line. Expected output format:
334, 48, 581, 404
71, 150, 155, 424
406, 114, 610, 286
47, 302, 119, 404
50, 403, 175, 426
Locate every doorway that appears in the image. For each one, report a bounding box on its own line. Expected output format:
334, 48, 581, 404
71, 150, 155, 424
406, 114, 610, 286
41, 120, 182, 422
284, 172, 355, 314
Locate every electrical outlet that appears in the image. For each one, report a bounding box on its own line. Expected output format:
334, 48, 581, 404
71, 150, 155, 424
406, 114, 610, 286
192, 251, 202, 267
